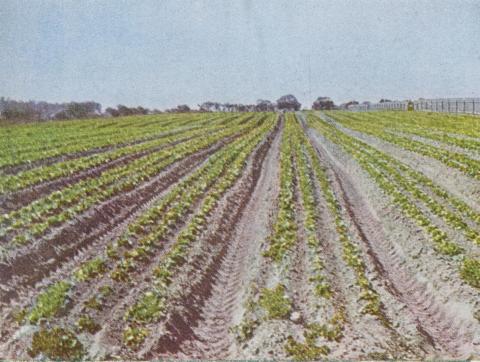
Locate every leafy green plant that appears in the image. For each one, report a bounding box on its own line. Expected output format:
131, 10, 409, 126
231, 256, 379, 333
28, 327, 84, 360
460, 258, 480, 288
123, 326, 149, 349
28, 281, 71, 324
76, 315, 101, 334
259, 284, 292, 320
125, 291, 164, 323
84, 296, 103, 311
285, 335, 329, 361
74, 257, 106, 281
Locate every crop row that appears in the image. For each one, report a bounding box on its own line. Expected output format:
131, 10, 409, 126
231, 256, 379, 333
326, 112, 480, 180
0, 113, 224, 170
327, 110, 480, 139
308, 114, 480, 289
234, 114, 372, 360
0, 114, 246, 193
310, 114, 480, 247
284, 114, 346, 360
118, 114, 276, 348
18, 114, 277, 359
300, 116, 385, 322
327, 121, 480, 246
0, 114, 266, 245
329, 111, 480, 153
320, 113, 480, 244
2, 112, 213, 154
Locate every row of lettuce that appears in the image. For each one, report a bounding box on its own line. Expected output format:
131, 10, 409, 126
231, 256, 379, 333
0, 114, 260, 245
0, 113, 229, 170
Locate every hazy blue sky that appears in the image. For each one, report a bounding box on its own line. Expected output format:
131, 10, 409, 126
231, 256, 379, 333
1, 0, 480, 109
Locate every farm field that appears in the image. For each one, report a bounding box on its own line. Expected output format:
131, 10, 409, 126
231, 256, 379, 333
0, 110, 479, 360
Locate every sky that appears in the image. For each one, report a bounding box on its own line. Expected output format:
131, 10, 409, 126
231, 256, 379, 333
1, 0, 480, 109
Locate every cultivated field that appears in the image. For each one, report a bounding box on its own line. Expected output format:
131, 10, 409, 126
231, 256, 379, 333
0, 111, 479, 360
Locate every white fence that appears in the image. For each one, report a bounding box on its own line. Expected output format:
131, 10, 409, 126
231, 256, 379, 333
413, 98, 480, 114
349, 102, 408, 112
348, 98, 480, 115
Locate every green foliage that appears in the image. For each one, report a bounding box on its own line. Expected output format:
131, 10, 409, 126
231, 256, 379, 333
0, 113, 261, 245
123, 326, 149, 349
285, 336, 330, 361
82, 285, 113, 312
264, 117, 297, 262
28, 327, 84, 360
74, 257, 106, 281
114, 114, 276, 349
11, 308, 27, 324
231, 318, 259, 342
125, 291, 164, 323
460, 258, 480, 288
28, 281, 70, 324
84, 296, 103, 311
259, 284, 292, 320
76, 315, 101, 334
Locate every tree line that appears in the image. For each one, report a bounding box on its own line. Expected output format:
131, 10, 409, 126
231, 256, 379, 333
1, 94, 383, 122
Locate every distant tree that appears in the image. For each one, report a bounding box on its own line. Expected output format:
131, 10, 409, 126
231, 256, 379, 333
221, 103, 232, 112
106, 107, 120, 117
276, 94, 301, 111
255, 99, 275, 112
117, 105, 133, 116
2, 104, 39, 120
64, 101, 101, 119
136, 106, 149, 115
312, 97, 335, 110
0, 97, 105, 122
176, 104, 191, 113
199, 101, 215, 112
